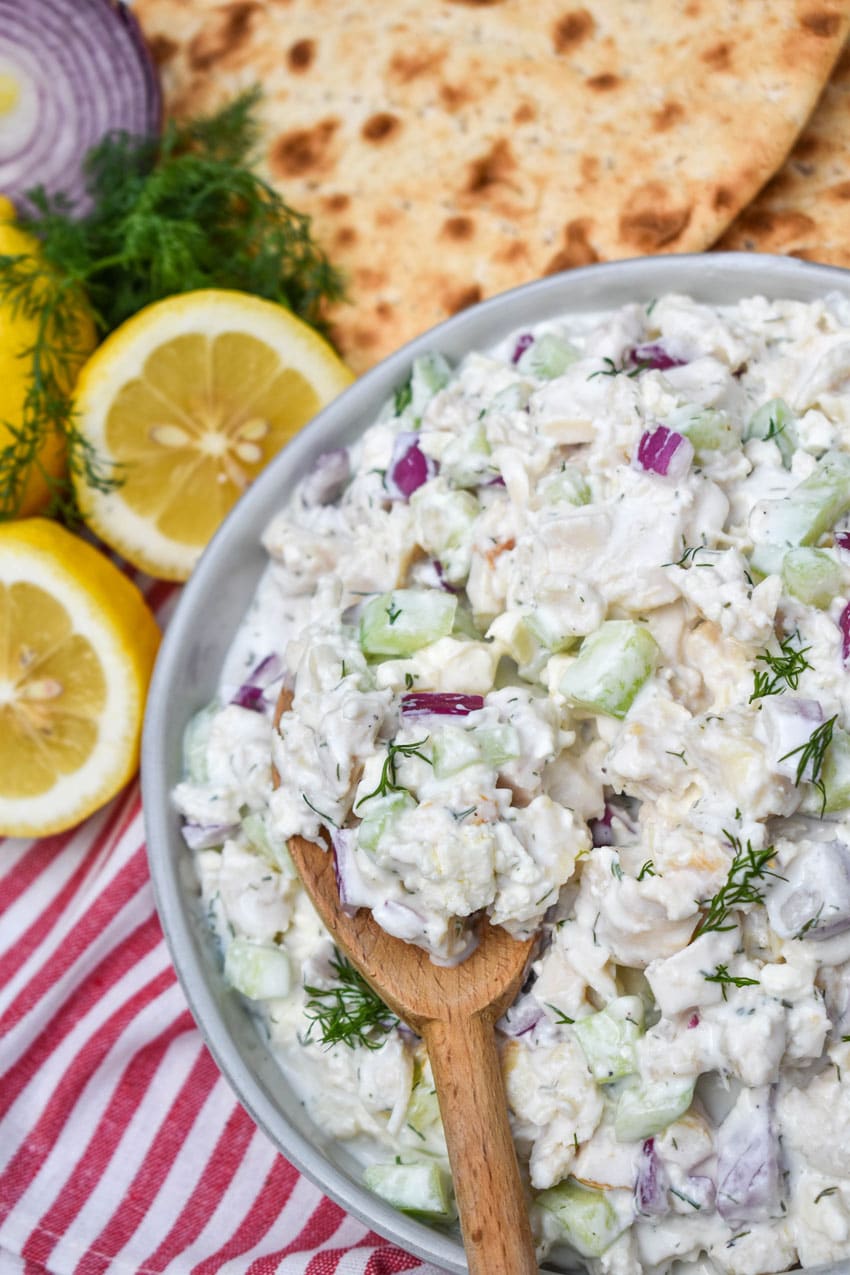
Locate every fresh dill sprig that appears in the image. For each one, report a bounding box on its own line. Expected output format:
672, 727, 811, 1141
545, 1004, 575, 1024
637, 859, 656, 881
693, 832, 783, 938
749, 632, 813, 702
303, 950, 397, 1050
779, 714, 837, 814
587, 356, 648, 380
704, 963, 760, 1000
1, 88, 345, 521
355, 737, 432, 808
662, 541, 718, 569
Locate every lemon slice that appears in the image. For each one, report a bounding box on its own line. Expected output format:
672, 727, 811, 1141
72, 290, 354, 581
0, 519, 160, 837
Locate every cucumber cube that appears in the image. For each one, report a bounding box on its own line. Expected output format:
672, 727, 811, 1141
560, 621, 658, 719
750, 451, 850, 566
357, 792, 416, 851
822, 728, 850, 814
432, 724, 520, 779
745, 398, 796, 467
540, 465, 591, 507
676, 407, 739, 456
573, 996, 644, 1084
359, 589, 457, 656
536, 1179, 626, 1258
224, 939, 291, 1000
781, 547, 843, 609
518, 332, 578, 380
614, 1076, 695, 1143
364, 1160, 456, 1221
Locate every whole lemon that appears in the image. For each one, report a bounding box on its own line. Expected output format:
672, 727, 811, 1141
0, 196, 96, 516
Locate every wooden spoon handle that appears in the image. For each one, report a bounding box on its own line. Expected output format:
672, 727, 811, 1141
422, 1014, 538, 1275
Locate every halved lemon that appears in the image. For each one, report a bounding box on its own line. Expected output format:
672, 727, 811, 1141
71, 290, 354, 581
0, 519, 160, 837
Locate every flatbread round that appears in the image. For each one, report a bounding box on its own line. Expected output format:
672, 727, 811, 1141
718, 38, 850, 264
137, 0, 849, 371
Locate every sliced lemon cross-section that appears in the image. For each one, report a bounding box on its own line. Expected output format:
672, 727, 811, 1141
0, 519, 160, 837
73, 290, 354, 581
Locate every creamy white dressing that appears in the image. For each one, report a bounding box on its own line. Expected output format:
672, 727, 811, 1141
174, 294, 850, 1274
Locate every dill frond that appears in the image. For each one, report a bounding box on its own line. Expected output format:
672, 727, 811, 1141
303, 950, 398, 1050
693, 833, 783, 939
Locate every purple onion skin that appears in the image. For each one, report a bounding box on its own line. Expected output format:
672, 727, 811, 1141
401, 692, 484, 717
630, 343, 688, 372
635, 1139, 670, 1216
231, 685, 265, 712
511, 333, 534, 364
636, 426, 693, 479
497, 993, 544, 1038
840, 602, 850, 664
836, 532, 850, 553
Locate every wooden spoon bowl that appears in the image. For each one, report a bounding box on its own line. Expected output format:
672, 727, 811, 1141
274, 688, 538, 1274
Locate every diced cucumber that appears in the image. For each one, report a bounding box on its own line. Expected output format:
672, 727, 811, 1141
224, 938, 291, 1000
440, 420, 495, 488
406, 1069, 442, 1136
241, 812, 297, 876
359, 589, 457, 656
536, 1179, 627, 1258
821, 728, 850, 814
364, 1160, 456, 1221
573, 996, 644, 1084
540, 465, 592, 507
750, 451, 850, 577
488, 382, 531, 414
432, 724, 520, 779
614, 1076, 695, 1143
357, 792, 416, 851
397, 352, 452, 421
781, 547, 843, 608
526, 604, 583, 654
560, 622, 658, 719
182, 702, 219, 783
675, 407, 739, 457
518, 332, 578, 380
745, 398, 796, 467
411, 483, 479, 585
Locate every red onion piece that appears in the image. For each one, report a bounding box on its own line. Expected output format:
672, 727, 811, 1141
330, 829, 373, 915
635, 426, 694, 480
497, 993, 544, 1038
836, 532, 850, 553
0, 0, 161, 216
301, 449, 350, 506
687, 1013, 700, 1029
630, 342, 688, 371
840, 601, 850, 664
181, 822, 239, 851
385, 432, 435, 500
511, 333, 534, 364
716, 1088, 780, 1222
635, 1139, 670, 1216
589, 806, 615, 847
401, 692, 484, 717
434, 561, 460, 594
231, 653, 284, 712
231, 685, 265, 712
371, 899, 426, 943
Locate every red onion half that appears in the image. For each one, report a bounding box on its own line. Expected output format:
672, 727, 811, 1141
635, 426, 694, 480
401, 692, 484, 717
629, 342, 688, 372
385, 432, 435, 500
0, 0, 161, 216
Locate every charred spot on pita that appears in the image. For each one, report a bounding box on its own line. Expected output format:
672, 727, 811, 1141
701, 41, 732, 70
651, 100, 684, 131
270, 119, 339, 177
619, 190, 692, 251
801, 10, 842, 36
552, 10, 595, 53
187, 2, 261, 71
466, 139, 516, 195
447, 284, 483, 313
442, 216, 476, 241
362, 113, 402, 142
545, 218, 599, 272
287, 39, 316, 71
587, 73, 620, 90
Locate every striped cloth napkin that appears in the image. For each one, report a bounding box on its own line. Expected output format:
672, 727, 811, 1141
0, 581, 444, 1275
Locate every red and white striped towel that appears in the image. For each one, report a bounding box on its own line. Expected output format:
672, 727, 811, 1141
0, 579, 443, 1275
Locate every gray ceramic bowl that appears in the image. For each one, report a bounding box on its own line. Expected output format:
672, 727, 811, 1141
143, 253, 850, 1275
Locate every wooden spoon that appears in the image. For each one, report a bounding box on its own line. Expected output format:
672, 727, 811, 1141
273, 687, 539, 1274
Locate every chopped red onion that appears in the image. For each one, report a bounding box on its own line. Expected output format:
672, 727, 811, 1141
0, 0, 161, 217
497, 993, 544, 1038
482, 474, 507, 488
635, 1139, 670, 1216
231, 685, 265, 712
231, 653, 284, 712
181, 822, 238, 851
385, 432, 435, 500
511, 333, 534, 364
840, 601, 850, 664
716, 1087, 780, 1222
330, 828, 373, 915
301, 449, 350, 506
635, 426, 694, 480
589, 805, 615, 847
401, 692, 484, 717
434, 561, 460, 594
687, 1013, 700, 1029
836, 532, 850, 553
630, 342, 688, 372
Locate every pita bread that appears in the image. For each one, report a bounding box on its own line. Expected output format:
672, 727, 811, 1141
718, 37, 850, 264
138, 0, 849, 371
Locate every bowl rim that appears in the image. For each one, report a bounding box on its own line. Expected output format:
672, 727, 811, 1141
142, 251, 850, 1275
